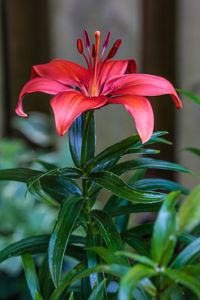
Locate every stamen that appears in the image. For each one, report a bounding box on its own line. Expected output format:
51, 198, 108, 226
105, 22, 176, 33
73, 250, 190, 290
113, 39, 122, 48
92, 44, 96, 58
107, 39, 122, 59
103, 32, 111, 49
83, 29, 90, 48
77, 39, 83, 54
101, 32, 111, 58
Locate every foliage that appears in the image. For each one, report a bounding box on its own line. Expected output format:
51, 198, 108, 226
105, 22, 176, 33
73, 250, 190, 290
1, 111, 200, 300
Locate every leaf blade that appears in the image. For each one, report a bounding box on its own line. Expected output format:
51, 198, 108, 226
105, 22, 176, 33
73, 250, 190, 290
48, 196, 84, 287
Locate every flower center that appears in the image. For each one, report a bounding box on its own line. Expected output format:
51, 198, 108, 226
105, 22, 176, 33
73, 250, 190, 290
76, 30, 122, 97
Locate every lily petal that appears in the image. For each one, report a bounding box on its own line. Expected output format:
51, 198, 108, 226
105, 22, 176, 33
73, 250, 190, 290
99, 60, 130, 86
16, 78, 70, 117
108, 95, 154, 143
32, 59, 89, 85
51, 91, 107, 136
104, 74, 182, 109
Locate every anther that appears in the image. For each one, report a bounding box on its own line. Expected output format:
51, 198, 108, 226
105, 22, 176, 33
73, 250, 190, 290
107, 39, 122, 59
77, 39, 84, 54
83, 29, 90, 48
113, 39, 122, 48
103, 32, 111, 49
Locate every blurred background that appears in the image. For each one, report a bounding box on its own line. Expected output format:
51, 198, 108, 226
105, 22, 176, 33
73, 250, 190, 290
0, 0, 200, 299
1, 0, 200, 183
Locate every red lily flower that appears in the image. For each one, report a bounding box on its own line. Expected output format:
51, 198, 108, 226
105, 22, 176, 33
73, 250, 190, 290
16, 30, 182, 143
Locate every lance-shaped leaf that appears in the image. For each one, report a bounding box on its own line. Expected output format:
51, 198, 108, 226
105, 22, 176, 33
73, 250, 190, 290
0, 234, 85, 264
51, 264, 128, 299
85, 131, 167, 173
133, 178, 188, 194
110, 203, 160, 216
151, 191, 180, 265
179, 185, 200, 232
165, 268, 200, 298
119, 264, 156, 300
69, 112, 95, 167
39, 256, 54, 300
88, 171, 164, 203
49, 264, 84, 300
91, 210, 128, 265
48, 195, 84, 287
111, 158, 189, 176
0, 168, 42, 182
171, 237, 200, 268
0, 235, 49, 262
88, 279, 106, 300
69, 114, 84, 167
27, 172, 81, 205
22, 254, 44, 300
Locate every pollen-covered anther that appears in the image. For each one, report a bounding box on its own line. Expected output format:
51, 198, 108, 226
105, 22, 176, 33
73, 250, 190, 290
77, 39, 84, 54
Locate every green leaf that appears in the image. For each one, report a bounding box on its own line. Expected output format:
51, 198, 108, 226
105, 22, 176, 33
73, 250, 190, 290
179, 232, 196, 244
109, 203, 161, 216
68, 292, 74, 300
72, 264, 129, 283
165, 268, 200, 298
39, 256, 54, 300
0, 235, 49, 262
27, 177, 59, 206
171, 237, 200, 268
0, 168, 42, 182
85, 131, 168, 173
133, 178, 189, 194
48, 196, 84, 287
27, 171, 81, 205
88, 279, 106, 300
122, 224, 153, 256
119, 264, 156, 300
88, 246, 119, 264
81, 111, 95, 167
0, 234, 85, 264
151, 191, 180, 265
115, 251, 156, 268
52, 264, 128, 299
111, 158, 189, 176
85, 135, 140, 173
185, 147, 200, 157
22, 253, 43, 300
89, 171, 164, 203
122, 234, 150, 256
177, 88, 200, 105
91, 210, 128, 265
128, 148, 160, 155
179, 185, 200, 232
69, 112, 95, 167
69, 114, 84, 167
50, 264, 84, 300
85, 234, 103, 293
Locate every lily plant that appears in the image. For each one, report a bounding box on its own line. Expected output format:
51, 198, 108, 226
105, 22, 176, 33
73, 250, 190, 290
0, 30, 200, 300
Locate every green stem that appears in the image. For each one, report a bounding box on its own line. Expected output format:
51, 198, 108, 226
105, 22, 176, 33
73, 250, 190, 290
82, 178, 99, 291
